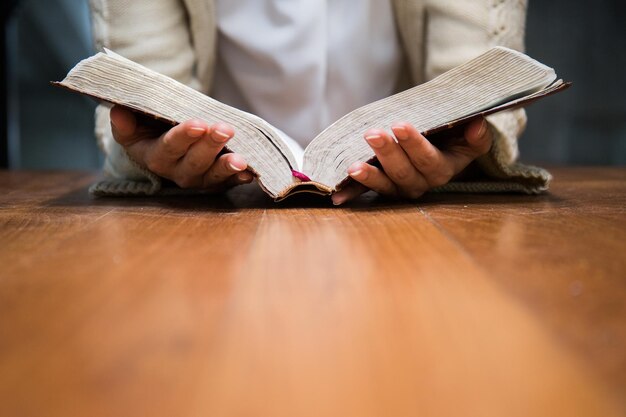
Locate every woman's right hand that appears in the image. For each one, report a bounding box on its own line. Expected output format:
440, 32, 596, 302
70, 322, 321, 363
109, 105, 253, 190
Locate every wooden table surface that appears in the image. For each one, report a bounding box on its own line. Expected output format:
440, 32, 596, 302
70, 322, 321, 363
0, 167, 624, 417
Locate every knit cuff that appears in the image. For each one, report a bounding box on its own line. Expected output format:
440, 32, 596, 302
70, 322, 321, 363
91, 103, 162, 196
434, 109, 551, 194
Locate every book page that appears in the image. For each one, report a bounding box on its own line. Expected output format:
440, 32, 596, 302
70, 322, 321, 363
302, 47, 557, 189
236, 106, 304, 171
57, 50, 299, 198
274, 128, 304, 170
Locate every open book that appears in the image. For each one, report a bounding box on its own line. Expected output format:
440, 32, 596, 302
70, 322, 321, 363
55, 47, 569, 200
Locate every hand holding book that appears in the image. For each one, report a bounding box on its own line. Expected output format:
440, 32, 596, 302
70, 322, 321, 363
109, 105, 254, 190
332, 118, 493, 205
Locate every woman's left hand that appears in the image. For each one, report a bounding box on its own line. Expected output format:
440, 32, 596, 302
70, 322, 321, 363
331, 117, 493, 205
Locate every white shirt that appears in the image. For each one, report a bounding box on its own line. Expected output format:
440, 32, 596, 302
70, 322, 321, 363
212, 0, 402, 151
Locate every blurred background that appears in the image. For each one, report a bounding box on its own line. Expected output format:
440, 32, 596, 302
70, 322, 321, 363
1, 0, 625, 169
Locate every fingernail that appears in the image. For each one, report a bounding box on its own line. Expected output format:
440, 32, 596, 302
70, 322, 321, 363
477, 119, 487, 138
348, 169, 363, 178
392, 125, 408, 141
187, 126, 206, 138
237, 172, 253, 182
229, 162, 244, 172
213, 129, 231, 142
365, 134, 384, 148
348, 163, 367, 180
332, 194, 347, 206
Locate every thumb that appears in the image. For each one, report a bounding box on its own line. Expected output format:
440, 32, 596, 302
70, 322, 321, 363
463, 117, 492, 156
110, 105, 138, 146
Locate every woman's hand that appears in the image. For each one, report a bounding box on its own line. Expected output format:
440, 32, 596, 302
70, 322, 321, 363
331, 118, 493, 205
109, 105, 253, 190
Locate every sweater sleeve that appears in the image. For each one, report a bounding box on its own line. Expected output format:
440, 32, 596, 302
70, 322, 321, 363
88, 0, 203, 196
422, 0, 551, 194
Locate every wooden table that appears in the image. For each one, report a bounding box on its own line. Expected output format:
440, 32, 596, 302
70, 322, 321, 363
0, 167, 624, 417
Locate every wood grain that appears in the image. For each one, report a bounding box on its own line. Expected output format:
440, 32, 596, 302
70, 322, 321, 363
0, 168, 624, 417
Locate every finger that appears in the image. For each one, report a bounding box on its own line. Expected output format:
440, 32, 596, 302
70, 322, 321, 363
235, 171, 255, 184
391, 122, 454, 188
331, 182, 369, 206
208, 122, 235, 143
150, 120, 208, 161
460, 118, 493, 158
364, 128, 428, 197
139, 120, 212, 178
110, 105, 138, 146
225, 170, 255, 188
195, 170, 254, 193
203, 170, 254, 193
202, 153, 247, 188
346, 161, 397, 196
439, 118, 493, 173
175, 122, 236, 179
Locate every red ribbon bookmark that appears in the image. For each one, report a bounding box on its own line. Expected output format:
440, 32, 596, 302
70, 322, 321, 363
291, 170, 311, 182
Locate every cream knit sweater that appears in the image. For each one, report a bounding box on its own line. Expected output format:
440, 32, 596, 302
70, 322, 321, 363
88, 0, 551, 196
